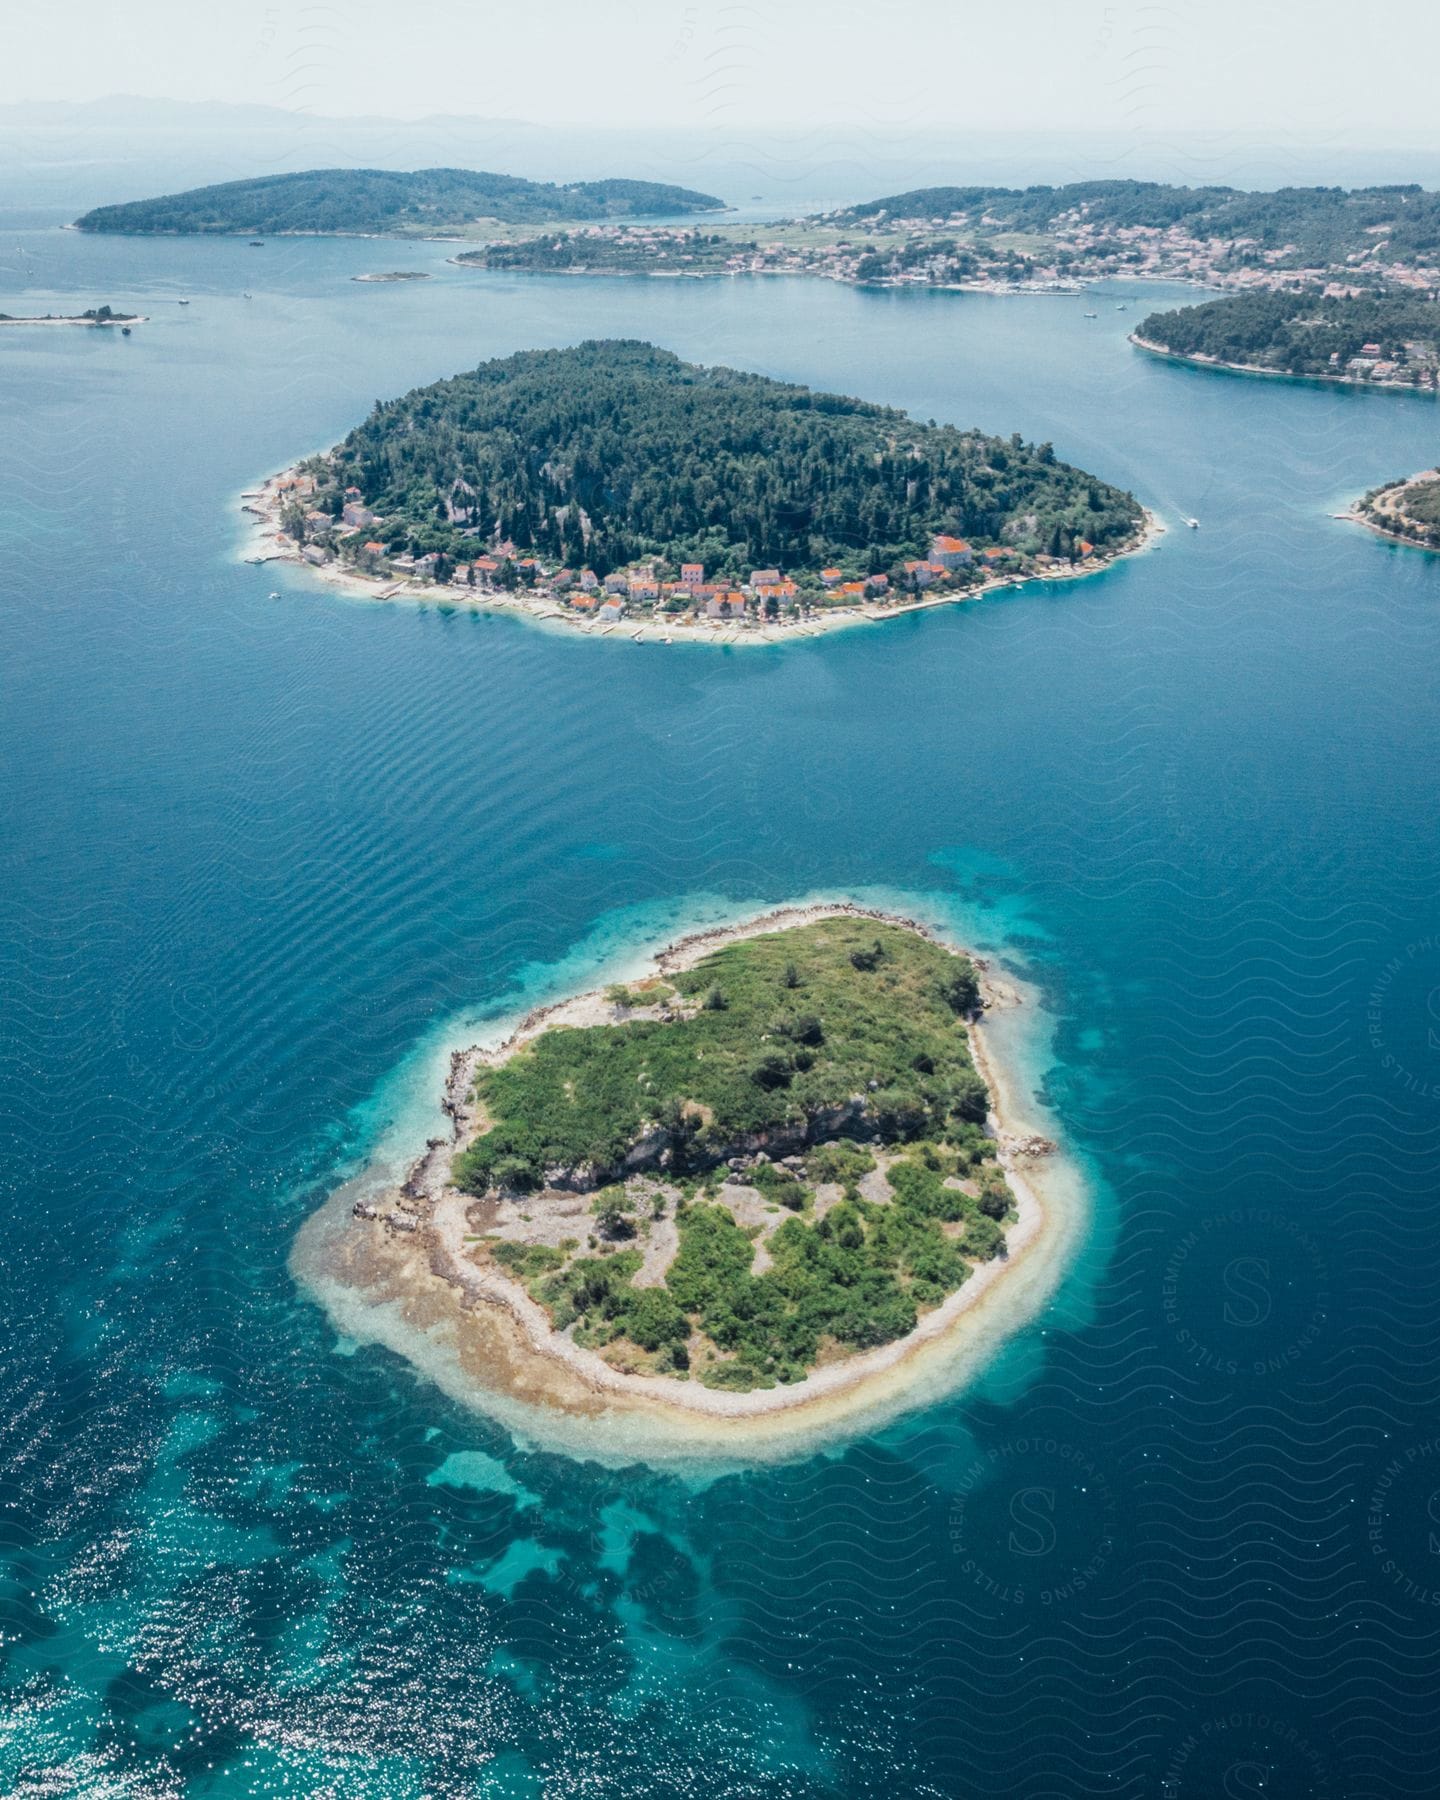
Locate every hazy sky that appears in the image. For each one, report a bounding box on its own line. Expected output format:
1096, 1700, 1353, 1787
5, 0, 1439, 137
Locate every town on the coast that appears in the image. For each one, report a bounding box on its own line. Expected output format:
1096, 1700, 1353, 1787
253, 464, 1120, 634
459, 186, 1440, 300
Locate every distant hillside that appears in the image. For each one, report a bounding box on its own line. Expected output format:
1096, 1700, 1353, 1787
73, 167, 726, 235
827, 180, 1440, 267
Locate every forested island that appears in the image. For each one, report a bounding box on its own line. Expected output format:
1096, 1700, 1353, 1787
1133, 290, 1440, 389
251, 340, 1148, 637
1349, 471, 1440, 547
73, 168, 725, 236
456, 179, 1440, 297
327, 908, 1064, 1427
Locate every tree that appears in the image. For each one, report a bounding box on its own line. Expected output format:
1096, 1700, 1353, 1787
940, 963, 981, 1015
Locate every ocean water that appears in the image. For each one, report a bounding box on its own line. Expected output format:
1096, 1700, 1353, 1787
3, 223, 1440, 1797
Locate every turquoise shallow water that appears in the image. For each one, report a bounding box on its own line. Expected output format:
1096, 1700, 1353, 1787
4, 227, 1440, 1796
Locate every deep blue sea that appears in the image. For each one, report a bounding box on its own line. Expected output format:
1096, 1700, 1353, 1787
4, 218, 1440, 1799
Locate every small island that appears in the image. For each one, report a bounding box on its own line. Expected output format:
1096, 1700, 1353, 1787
352, 270, 432, 283
245, 340, 1153, 644
0, 303, 144, 327
299, 908, 1071, 1452
1132, 290, 1440, 391
1347, 470, 1440, 548
73, 167, 725, 237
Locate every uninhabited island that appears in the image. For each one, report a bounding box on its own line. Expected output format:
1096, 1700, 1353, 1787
0, 303, 144, 327
72, 167, 726, 236
243, 339, 1154, 644
296, 907, 1072, 1451
352, 270, 431, 283
1345, 470, 1440, 548
1132, 290, 1440, 391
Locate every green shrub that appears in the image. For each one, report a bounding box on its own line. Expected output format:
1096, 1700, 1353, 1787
811, 1140, 875, 1178
963, 1215, 1005, 1261
750, 1161, 810, 1210
489, 1241, 567, 1280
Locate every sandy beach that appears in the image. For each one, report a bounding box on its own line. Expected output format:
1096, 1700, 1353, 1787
240, 463, 1163, 651
291, 902, 1086, 1466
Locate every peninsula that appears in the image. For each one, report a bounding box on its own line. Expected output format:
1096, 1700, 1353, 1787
456, 179, 1440, 298
245, 340, 1151, 642
298, 907, 1073, 1453
1347, 470, 1440, 548
73, 167, 726, 236
1132, 289, 1440, 391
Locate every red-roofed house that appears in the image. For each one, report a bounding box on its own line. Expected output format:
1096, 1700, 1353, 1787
680, 562, 705, 586
930, 534, 973, 569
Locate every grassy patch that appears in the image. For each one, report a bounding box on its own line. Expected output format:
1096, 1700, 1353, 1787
454, 919, 987, 1193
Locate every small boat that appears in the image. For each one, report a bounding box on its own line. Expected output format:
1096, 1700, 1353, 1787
1185, 517, 1199, 530
249, 240, 264, 247
242, 292, 252, 299
120, 326, 131, 336
1084, 310, 1097, 318
1115, 303, 1127, 311
178, 298, 189, 305
268, 590, 281, 599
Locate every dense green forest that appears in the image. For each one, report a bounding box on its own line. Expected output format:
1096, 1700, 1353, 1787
830, 180, 1440, 267
323, 341, 1142, 577
1135, 290, 1440, 377
73, 168, 725, 234
456, 918, 1013, 1389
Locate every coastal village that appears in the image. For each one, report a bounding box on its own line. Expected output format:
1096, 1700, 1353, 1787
251, 469, 1117, 637
462, 197, 1440, 303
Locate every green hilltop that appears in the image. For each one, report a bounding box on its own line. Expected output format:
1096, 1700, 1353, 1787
73, 167, 726, 235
